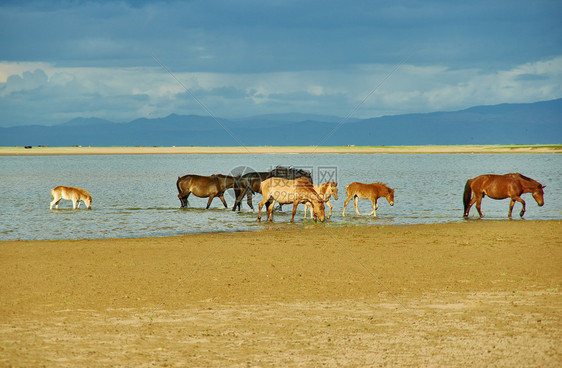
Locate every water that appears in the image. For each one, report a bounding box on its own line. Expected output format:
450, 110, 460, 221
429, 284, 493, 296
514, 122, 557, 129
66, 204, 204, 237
1, 153, 560, 240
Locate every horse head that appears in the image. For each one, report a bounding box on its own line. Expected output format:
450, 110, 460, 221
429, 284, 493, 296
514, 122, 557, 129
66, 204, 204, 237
329, 182, 338, 200
533, 184, 545, 206
386, 188, 395, 206
311, 200, 326, 222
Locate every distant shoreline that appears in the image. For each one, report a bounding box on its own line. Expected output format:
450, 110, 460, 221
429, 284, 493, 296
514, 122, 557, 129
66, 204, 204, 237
0, 144, 560, 155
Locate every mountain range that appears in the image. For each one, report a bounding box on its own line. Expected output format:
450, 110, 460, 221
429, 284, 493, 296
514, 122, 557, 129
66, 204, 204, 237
1, 99, 561, 147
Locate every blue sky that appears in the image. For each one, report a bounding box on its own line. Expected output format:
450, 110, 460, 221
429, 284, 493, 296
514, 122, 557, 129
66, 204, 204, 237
1, 0, 561, 127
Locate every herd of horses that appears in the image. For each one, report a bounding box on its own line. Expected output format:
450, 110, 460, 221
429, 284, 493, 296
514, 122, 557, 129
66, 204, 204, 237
50, 166, 546, 222
173, 166, 545, 222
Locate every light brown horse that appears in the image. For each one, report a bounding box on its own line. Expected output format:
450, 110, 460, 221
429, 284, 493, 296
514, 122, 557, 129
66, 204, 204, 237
342, 182, 395, 217
303, 181, 338, 219
258, 177, 326, 222
50, 186, 92, 210
176, 174, 236, 209
463, 173, 545, 218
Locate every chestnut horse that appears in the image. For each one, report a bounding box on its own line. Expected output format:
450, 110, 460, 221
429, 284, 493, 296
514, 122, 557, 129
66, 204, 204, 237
342, 182, 395, 217
258, 177, 325, 222
176, 174, 236, 209
303, 181, 338, 219
463, 173, 545, 218
50, 186, 92, 210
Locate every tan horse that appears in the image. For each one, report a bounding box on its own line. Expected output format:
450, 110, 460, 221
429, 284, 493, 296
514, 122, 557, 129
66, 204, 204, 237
303, 181, 338, 219
176, 174, 236, 209
258, 177, 326, 222
342, 182, 394, 217
463, 173, 545, 218
50, 186, 92, 210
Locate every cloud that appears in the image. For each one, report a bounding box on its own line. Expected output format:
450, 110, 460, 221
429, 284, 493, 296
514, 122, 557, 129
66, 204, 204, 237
1, 56, 560, 127
1, 0, 561, 126
2, 0, 561, 72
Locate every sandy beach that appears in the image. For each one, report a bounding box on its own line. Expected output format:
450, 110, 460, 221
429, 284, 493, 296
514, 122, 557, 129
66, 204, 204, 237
1, 220, 561, 367
1, 144, 561, 155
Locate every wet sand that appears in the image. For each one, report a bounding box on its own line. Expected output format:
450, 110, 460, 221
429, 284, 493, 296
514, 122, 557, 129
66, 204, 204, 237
1, 220, 561, 367
1, 144, 561, 155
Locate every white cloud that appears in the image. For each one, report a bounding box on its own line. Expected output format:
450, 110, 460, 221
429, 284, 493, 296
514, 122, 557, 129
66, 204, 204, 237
0, 57, 561, 126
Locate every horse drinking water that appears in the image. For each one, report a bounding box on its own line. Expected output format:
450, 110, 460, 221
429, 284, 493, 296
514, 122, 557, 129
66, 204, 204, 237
463, 173, 545, 218
50, 186, 92, 210
303, 181, 338, 219
257, 177, 325, 223
342, 182, 394, 217
176, 174, 236, 209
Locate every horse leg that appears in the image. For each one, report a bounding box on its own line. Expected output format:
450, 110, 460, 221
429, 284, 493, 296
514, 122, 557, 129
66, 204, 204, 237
303, 203, 309, 219
218, 194, 228, 208
519, 197, 526, 217
267, 201, 276, 222
354, 196, 361, 215
232, 188, 241, 211
179, 191, 190, 208
72, 199, 78, 209
509, 196, 526, 217
50, 197, 60, 210
342, 195, 352, 216
475, 195, 484, 217
326, 200, 333, 219
247, 191, 254, 210
257, 197, 268, 222
368, 199, 377, 217
290, 202, 299, 223
206, 195, 215, 209
463, 190, 479, 217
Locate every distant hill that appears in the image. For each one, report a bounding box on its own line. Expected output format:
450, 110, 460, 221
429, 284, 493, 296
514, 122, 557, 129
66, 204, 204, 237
1, 99, 560, 147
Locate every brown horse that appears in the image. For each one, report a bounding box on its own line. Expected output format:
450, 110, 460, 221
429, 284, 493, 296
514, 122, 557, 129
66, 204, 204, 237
176, 174, 236, 209
463, 173, 545, 218
342, 182, 395, 217
303, 181, 338, 219
258, 177, 326, 222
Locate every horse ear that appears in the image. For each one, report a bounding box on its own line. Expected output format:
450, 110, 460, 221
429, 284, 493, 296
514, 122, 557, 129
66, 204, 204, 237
541, 185, 546, 189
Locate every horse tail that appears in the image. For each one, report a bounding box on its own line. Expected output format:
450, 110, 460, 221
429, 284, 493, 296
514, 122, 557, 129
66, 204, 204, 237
463, 179, 473, 215
176, 176, 182, 194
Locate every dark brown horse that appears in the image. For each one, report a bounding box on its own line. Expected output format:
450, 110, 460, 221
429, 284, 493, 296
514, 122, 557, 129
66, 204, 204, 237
463, 173, 545, 218
176, 174, 236, 209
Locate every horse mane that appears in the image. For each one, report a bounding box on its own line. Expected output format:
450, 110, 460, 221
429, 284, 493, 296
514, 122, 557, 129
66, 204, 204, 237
511, 173, 541, 187
375, 182, 394, 193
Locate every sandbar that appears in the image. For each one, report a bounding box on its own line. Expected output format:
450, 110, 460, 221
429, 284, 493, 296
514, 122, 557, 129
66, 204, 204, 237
1, 144, 561, 155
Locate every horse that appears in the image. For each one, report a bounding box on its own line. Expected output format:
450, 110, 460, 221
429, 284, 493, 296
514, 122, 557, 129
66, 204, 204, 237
50, 186, 92, 210
231, 171, 272, 211
257, 177, 325, 223
463, 173, 545, 218
342, 182, 395, 217
303, 181, 338, 219
176, 174, 236, 209
232, 166, 313, 211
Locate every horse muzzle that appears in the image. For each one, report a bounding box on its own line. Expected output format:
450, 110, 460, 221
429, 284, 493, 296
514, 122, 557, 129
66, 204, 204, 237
389, 201, 394, 206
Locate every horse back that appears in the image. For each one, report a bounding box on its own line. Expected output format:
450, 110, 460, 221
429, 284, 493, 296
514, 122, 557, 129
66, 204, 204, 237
261, 177, 320, 204
346, 182, 388, 199
470, 174, 523, 199
52, 186, 91, 200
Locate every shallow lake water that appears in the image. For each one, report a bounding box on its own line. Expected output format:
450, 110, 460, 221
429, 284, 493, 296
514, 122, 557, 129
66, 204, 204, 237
0, 153, 560, 240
